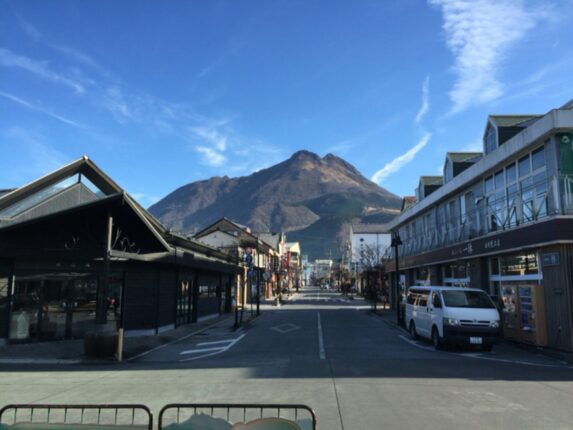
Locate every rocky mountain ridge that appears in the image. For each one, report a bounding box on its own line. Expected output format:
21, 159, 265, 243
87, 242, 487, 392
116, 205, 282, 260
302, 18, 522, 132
149, 150, 401, 259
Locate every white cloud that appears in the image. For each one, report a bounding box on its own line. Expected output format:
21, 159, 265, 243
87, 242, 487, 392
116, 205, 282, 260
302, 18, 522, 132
414, 76, 430, 124
192, 126, 227, 151
0, 48, 85, 93
430, 0, 546, 114
196, 146, 227, 167
0, 91, 85, 128
371, 133, 432, 184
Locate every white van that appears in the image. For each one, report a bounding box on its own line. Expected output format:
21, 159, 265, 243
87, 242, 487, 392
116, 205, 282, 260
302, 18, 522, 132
405, 286, 500, 351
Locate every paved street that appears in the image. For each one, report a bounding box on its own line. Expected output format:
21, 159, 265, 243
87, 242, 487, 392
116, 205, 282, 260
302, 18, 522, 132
2, 286, 573, 429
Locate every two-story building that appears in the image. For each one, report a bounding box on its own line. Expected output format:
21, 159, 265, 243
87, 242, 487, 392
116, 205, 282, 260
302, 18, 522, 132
385, 100, 573, 351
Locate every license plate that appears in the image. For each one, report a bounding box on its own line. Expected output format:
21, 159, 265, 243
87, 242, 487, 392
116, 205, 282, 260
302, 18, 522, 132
470, 337, 483, 345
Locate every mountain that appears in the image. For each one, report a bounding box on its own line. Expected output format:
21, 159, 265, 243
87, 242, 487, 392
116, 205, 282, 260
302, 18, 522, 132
148, 150, 401, 260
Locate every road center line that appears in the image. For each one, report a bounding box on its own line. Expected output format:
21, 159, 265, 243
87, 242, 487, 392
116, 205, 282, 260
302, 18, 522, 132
317, 311, 326, 360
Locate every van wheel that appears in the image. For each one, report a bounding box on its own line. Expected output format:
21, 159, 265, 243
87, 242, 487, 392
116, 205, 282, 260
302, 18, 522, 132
432, 327, 443, 350
409, 321, 418, 340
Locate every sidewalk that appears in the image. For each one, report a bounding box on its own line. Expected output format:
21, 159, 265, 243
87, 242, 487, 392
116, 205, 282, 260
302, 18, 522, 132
0, 313, 248, 365
370, 307, 573, 364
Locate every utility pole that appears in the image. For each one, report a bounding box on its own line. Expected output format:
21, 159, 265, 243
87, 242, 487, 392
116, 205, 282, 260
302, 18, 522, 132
391, 232, 402, 326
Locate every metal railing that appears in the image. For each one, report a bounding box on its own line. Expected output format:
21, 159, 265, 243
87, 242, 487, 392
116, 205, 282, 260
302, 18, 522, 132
0, 404, 152, 429
388, 174, 566, 259
158, 403, 317, 429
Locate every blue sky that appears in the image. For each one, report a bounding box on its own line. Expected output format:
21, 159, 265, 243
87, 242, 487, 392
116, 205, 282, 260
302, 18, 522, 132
1, 0, 573, 207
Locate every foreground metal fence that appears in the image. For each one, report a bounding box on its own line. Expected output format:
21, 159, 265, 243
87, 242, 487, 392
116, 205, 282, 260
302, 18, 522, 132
158, 403, 317, 429
0, 404, 152, 429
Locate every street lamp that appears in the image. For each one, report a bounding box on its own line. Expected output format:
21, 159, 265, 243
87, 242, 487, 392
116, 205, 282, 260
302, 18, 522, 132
391, 232, 402, 326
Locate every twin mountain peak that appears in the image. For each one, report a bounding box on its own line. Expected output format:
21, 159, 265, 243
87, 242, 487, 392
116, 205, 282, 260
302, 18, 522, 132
149, 150, 401, 259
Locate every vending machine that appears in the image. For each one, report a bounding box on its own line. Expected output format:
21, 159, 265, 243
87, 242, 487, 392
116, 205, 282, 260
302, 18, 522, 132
501, 283, 547, 346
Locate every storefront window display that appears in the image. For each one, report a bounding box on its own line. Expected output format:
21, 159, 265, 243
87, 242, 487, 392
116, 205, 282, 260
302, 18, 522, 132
443, 262, 470, 287
9, 272, 122, 342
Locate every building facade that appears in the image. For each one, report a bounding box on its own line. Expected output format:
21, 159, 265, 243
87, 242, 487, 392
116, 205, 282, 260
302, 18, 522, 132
385, 101, 573, 351
0, 157, 241, 345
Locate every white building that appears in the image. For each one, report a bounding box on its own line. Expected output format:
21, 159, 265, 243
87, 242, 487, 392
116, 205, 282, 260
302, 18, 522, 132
350, 224, 392, 267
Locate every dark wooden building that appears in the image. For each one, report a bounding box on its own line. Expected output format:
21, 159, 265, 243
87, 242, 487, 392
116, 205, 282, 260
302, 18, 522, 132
0, 157, 240, 345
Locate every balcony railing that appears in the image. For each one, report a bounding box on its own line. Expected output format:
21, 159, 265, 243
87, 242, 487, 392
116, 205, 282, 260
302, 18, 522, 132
386, 174, 571, 260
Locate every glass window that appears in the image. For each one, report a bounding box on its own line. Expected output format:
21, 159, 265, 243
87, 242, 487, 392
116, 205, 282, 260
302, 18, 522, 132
494, 170, 504, 189
0, 175, 80, 218
500, 253, 538, 276
506, 163, 516, 183
418, 292, 429, 307
484, 176, 494, 194
432, 292, 442, 308
518, 155, 531, 178
442, 290, 495, 309
485, 126, 497, 154
531, 146, 545, 171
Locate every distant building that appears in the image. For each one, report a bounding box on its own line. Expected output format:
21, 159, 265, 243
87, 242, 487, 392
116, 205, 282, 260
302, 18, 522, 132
350, 224, 391, 294
385, 100, 573, 351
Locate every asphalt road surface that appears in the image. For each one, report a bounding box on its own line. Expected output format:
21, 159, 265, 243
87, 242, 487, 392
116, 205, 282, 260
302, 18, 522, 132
2, 286, 573, 429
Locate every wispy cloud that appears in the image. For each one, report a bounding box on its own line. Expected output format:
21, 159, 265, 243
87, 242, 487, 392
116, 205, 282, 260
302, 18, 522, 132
196, 146, 227, 167
192, 126, 228, 151
0, 48, 85, 93
371, 133, 432, 184
0, 91, 85, 128
3, 126, 68, 175
414, 76, 430, 124
430, 0, 548, 114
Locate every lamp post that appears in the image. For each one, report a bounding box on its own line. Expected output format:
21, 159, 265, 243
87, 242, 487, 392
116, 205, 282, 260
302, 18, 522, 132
391, 232, 402, 326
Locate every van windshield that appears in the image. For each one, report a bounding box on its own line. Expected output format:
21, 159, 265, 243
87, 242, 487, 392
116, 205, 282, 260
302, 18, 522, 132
441, 290, 496, 309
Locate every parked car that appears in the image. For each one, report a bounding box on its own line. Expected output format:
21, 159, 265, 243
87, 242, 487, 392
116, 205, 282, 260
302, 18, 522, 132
405, 286, 500, 351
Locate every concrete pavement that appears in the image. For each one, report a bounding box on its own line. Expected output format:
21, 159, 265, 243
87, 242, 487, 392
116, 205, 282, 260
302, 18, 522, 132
1, 286, 573, 429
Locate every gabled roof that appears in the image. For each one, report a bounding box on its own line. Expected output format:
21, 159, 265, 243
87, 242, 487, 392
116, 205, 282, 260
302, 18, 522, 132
194, 217, 255, 240
446, 152, 483, 163
258, 232, 282, 249
419, 176, 443, 186
0, 156, 238, 269
0, 156, 122, 213
401, 196, 416, 212
488, 115, 542, 128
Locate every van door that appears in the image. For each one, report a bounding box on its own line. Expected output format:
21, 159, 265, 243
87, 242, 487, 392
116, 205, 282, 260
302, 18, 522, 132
430, 291, 443, 337
416, 290, 431, 338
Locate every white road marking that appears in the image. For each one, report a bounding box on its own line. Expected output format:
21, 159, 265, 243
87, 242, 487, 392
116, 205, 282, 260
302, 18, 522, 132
271, 323, 301, 334
180, 333, 246, 362
127, 319, 231, 362
317, 312, 326, 360
197, 339, 235, 346
398, 335, 573, 369
181, 346, 229, 355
